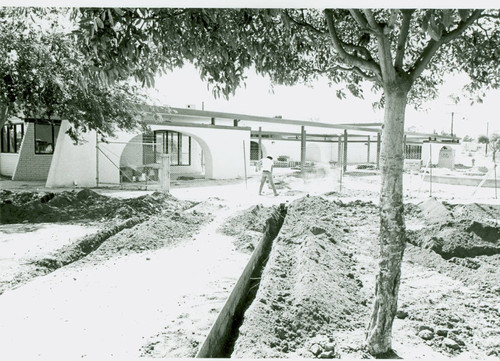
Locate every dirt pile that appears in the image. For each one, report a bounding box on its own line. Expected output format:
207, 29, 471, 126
231, 196, 367, 358
408, 200, 500, 259
34, 203, 215, 269
219, 204, 276, 253
402, 200, 500, 357
0, 189, 194, 224
0, 195, 208, 295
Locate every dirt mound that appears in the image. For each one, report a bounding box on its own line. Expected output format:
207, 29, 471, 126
231, 196, 367, 358
94, 210, 214, 257
2, 202, 215, 295
449, 202, 500, 225
418, 197, 453, 225
219, 204, 276, 253
408, 201, 500, 259
0, 189, 193, 224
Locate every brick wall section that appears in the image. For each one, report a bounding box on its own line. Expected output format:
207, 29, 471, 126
12, 122, 53, 181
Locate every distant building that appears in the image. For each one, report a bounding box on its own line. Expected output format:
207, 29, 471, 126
0, 107, 460, 187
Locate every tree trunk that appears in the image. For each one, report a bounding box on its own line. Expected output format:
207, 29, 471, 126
0, 103, 8, 129
365, 87, 408, 355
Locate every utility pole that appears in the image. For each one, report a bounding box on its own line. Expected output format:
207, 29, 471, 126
486, 121, 490, 157
450, 112, 454, 136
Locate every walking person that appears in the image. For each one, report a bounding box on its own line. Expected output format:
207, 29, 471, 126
258, 155, 278, 196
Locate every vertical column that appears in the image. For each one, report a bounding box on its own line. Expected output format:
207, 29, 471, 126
343, 129, 348, 172
95, 132, 99, 187
210, 117, 215, 125
376, 132, 381, 169
258, 126, 262, 159
367, 135, 371, 163
159, 154, 171, 192
403, 134, 407, 159
300, 126, 306, 172
337, 135, 342, 166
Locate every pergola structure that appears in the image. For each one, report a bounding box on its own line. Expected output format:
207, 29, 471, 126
142, 105, 460, 171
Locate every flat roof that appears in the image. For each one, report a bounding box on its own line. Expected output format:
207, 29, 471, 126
141, 105, 460, 142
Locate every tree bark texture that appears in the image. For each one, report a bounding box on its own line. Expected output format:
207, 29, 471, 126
365, 87, 408, 355
0, 104, 8, 129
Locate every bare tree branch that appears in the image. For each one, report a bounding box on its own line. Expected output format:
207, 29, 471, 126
349, 9, 369, 29
362, 9, 396, 82
362, 9, 382, 33
409, 10, 483, 83
441, 10, 483, 44
394, 10, 414, 72
342, 41, 375, 62
294, 62, 377, 82
324, 9, 381, 81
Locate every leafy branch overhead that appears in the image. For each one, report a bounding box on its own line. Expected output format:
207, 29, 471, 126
0, 8, 148, 139
76, 8, 500, 104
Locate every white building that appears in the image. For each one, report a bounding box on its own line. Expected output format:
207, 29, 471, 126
0, 106, 459, 188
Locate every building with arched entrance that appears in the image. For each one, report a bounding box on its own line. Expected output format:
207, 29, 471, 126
44, 120, 250, 188
0, 106, 460, 187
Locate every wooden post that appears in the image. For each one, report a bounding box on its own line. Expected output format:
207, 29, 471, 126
95, 132, 99, 188
258, 127, 262, 159
243, 140, 248, 189
403, 134, 407, 159
343, 129, 348, 173
376, 132, 381, 169
429, 143, 433, 197
367, 135, 371, 163
159, 154, 171, 192
300, 126, 306, 172
337, 135, 342, 167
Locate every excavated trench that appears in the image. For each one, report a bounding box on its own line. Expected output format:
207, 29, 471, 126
195, 204, 287, 358
197, 197, 370, 358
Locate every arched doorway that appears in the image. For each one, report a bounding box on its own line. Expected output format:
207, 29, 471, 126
250, 141, 264, 161
119, 129, 212, 183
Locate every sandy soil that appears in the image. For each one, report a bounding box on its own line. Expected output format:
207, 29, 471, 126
0, 223, 101, 290
0, 169, 499, 359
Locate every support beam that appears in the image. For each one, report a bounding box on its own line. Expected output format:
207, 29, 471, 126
301, 126, 306, 172
343, 130, 348, 172
367, 135, 371, 163
258, 126, 262, 159
337, 135, 342, 168
159, 154, 171, 192
376, 132, 381, 169
403, 134, 407, 159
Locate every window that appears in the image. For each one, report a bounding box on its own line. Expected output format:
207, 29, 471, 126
405, 144, 422, 160
0, 123, 24, 153
154, 130, 191, 166
32, 119, 60, 155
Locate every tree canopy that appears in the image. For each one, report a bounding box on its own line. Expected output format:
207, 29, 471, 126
0, 8, 148, 139
74, 9, 500, 105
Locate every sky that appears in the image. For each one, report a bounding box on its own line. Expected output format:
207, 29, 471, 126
150, 64, 500, 139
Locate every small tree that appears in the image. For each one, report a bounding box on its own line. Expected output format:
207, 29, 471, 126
74, 8, 500, 355
478, 134, 490, 156
490, 133, 500, 161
